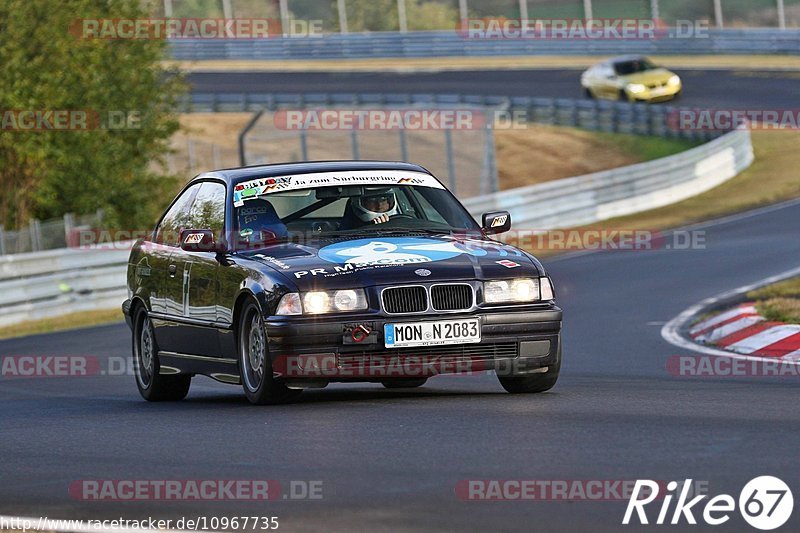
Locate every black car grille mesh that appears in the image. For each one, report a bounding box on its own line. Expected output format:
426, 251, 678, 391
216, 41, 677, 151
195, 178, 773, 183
382, 286, 427, 314
338, 343, 519, 371
431, 284, 472, 311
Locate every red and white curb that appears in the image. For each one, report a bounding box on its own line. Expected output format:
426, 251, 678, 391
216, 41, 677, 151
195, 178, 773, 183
689, 303, 800, 359
662, 266, 800, 363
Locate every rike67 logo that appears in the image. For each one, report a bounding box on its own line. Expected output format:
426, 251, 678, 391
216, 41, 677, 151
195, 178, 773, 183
623, 477, 793, 530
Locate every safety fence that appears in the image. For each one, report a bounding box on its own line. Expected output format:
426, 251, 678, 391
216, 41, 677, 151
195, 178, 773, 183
195, 92, 723, 199
169, 29, 800, 61
0, 212, 104, 256
462, 127, 753, 228
185, 91, 723, 141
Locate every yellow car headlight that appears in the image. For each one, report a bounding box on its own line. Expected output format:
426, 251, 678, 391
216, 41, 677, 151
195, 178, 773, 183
627, 83, 646, 94
668, 75, 681, 86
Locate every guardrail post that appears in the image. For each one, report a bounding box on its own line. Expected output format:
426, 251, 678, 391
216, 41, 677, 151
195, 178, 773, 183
459, 0, 468, 22
650, 0, 659, 20
778, 0, 786, 29
483, 124, 498, 194
30, 219, 41, 252
519, 0, 528, 21
583, 0, 593, 19
351, 130, 360, 160
397, 0, 408, 33
238, 110, 265, 166
713, 0, 724, 28
337, 0, 349, 34
299, 130, 309, 161
445, 129, 456, 193
63, 213, 75, 245
399, 128, 409, 161
279, 0, 290, 35
0, 225, 5, 256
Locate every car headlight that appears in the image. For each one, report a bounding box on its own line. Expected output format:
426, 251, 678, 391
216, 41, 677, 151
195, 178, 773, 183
667, 75, 681, 86
627, 83, 646, 94
276, 289, 368, 316
484, 278, 538, 304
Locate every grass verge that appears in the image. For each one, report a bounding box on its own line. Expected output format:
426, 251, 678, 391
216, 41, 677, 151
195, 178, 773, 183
0, 309, 124, 341
747, 278, 800, 324
496, 125, 699, 189
524, 130, 800, 258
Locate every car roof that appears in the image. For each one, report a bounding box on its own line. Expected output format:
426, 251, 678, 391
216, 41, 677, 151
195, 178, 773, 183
191, 160, 432, 186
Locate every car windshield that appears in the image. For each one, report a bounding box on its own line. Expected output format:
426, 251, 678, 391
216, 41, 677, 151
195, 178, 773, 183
232, 172, 480, 249
613, 58, 657, 76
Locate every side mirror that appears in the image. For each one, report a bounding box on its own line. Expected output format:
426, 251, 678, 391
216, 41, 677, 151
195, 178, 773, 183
482, 211, 511, 235
179, 229, 224, 253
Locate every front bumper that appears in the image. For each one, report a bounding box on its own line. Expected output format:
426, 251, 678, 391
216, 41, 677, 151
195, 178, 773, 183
265, 306, 562, 382
629, 83, 681, 103
122, 299, 133, 329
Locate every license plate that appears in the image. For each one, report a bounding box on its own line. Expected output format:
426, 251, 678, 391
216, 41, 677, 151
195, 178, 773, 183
384, 318, 481, 349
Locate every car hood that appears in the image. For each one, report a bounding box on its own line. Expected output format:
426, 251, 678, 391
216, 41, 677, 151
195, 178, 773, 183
242, 234, 543, 290
619, 68, 675, 84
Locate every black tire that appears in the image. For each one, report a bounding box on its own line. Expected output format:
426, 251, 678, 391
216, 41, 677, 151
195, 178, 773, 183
618, 89, 630, 102
238, 299, 301, 405
133, 306, 191, 402
381, 378, 428, 389
584, 88, 594, 99
497, 346, 561, 394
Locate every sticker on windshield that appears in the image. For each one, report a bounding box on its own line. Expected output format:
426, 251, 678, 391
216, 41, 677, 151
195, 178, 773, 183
233, 170, 444, 206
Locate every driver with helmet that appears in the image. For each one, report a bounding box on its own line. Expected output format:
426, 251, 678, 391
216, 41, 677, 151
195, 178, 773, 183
351, 188, 399, 225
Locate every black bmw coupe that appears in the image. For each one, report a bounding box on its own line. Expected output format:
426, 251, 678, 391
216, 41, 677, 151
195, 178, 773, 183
123, 161, 562, 404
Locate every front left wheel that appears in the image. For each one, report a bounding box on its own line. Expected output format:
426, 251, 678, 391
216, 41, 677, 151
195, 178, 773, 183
238, 299, 301, 405
133, 306, 191, 402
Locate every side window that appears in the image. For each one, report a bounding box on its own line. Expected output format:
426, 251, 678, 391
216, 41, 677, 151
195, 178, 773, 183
188, 182, 226, 236
155, 183, 201, 247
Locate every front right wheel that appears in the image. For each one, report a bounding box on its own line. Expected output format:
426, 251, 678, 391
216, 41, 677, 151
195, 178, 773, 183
497, 345, 561, 394
238, 299, 301, 405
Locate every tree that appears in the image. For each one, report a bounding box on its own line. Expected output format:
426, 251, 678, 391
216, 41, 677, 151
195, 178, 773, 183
0, 0, 185, 230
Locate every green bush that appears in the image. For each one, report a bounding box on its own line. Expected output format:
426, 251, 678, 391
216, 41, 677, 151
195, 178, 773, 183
0, 0, 186, 231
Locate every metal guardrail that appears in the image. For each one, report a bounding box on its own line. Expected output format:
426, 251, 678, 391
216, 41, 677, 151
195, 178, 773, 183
462, 128, 753, 228
186, 92, 721, 142
170, 29, 800, 61
0, 246, 129, 327
0, 127, 753, 328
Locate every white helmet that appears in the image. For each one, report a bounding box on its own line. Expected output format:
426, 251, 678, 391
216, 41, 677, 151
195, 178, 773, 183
353, 188, 399, 222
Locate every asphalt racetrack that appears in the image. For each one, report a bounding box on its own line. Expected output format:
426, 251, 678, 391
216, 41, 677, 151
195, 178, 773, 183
3, 199, 800, 531
187, 68, 800, 109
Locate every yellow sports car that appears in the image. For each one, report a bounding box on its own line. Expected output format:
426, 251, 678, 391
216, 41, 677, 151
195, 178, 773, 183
581, 55, 682, 103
